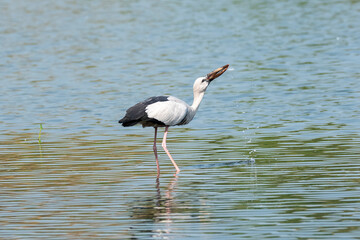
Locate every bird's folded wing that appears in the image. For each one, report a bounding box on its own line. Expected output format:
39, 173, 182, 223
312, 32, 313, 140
145, 100, 188, 126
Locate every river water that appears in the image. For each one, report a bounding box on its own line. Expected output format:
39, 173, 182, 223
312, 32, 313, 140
1, 0, 360, 239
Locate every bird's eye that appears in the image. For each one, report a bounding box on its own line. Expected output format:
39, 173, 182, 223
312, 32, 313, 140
201, 79, 207, 83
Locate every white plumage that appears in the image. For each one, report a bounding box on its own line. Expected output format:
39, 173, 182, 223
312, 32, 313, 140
118, 64, 229, 173
145, 96, 189, 126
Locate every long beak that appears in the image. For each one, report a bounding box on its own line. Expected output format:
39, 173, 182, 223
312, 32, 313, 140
206, 64, 229, 81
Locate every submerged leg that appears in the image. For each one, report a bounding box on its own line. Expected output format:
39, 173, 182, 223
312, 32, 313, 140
153, 127, 160, 174
162, 126, 180, 172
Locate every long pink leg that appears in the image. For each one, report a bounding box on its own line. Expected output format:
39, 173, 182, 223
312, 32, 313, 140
153, 127, 160, 174
162, 126, 180, 172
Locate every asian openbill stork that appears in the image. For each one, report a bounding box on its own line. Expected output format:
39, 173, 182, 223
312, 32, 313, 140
118, 64, 229, 173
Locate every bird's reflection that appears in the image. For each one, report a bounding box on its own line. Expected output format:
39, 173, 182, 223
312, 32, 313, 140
128, 174, 179, 237
128, 159, 257, 238
155, 174, 178, 222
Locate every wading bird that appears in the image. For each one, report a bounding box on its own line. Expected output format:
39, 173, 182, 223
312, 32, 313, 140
118, 64, 229, 173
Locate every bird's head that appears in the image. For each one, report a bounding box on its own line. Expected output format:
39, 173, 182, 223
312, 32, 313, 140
193, 64, 229, 93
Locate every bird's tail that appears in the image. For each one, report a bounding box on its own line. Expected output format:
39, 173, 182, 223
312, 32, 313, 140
118, 118, 139, 127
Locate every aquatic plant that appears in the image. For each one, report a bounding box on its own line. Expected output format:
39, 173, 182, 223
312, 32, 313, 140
38, 123, 43, 144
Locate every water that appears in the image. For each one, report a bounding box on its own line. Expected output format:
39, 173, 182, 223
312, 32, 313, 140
1, 0, 360, 239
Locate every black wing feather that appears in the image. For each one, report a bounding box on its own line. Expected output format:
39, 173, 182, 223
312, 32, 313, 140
118, 96, 169, 127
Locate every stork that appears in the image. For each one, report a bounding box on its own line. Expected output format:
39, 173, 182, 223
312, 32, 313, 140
118, 64, 229, 173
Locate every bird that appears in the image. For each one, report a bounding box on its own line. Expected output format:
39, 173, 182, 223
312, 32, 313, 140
118, 64, 229, 173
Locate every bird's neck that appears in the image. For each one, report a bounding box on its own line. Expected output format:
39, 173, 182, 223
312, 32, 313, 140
191, 91, 205, 112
